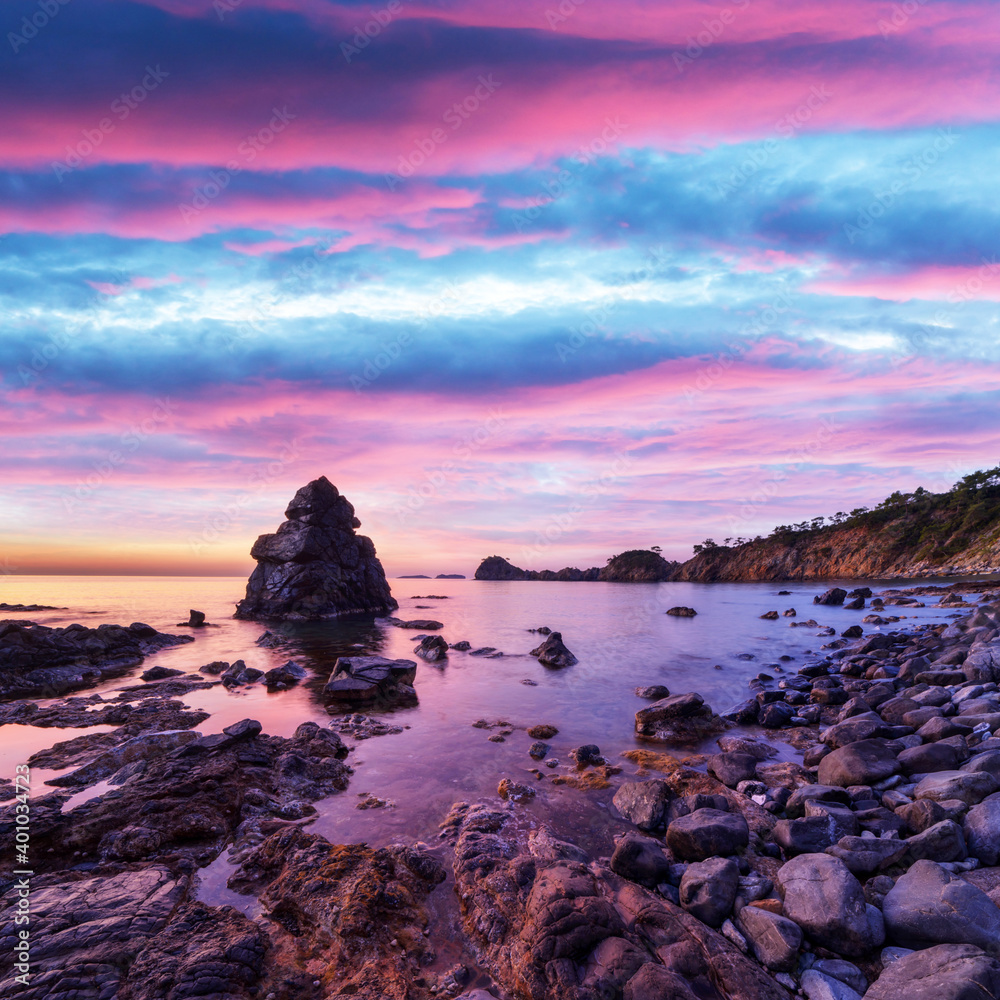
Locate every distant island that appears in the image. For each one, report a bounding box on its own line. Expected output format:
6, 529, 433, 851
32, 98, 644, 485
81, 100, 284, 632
398, 573, 466, 579
475, 549, 677, 582
475, 466, 1000, 582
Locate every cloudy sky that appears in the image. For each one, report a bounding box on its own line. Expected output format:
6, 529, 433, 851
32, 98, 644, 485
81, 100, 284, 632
2, 0, 998, 576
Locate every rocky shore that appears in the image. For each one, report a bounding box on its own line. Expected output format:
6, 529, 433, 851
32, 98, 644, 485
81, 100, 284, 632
5, 585, 1000, 998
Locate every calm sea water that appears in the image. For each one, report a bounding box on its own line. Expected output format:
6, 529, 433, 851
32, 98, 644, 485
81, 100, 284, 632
0, 574, 985, 857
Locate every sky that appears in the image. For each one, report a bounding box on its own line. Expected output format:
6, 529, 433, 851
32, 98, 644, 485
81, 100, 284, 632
1, 0, 999, 577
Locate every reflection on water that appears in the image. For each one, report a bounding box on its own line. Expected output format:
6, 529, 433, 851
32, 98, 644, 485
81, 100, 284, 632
0, 574, 985, 849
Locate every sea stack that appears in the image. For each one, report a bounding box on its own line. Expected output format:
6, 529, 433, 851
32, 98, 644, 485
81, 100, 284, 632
234, 476, 398, 620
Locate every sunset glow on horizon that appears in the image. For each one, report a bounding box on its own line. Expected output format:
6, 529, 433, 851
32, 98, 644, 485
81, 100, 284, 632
2, 0, 999, 577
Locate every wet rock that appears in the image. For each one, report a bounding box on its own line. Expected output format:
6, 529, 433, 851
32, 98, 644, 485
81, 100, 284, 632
232, 825, 446, 999
718, 735, 778, 760
897, 798, 948, 833
395, 619, 444, 629
707, 752, 758, 788
234, 476, 398, 620
883, 859, 1000, 953
635, 684, 671, 700
498, 778, 536, 802
451, 804, 787, 1000
825, 835, 907, 875
821, 713, 889, 748
635, 693, 727, 744
678, 856, 739, 927
530, 631, 578, 667
140, 665, 184, 682
964, 795, 1000, 864
414, 635, 449, 662
0, 620, 194, 698
449, 640, 472, 651
528, 741, 550, 760
0, 865, 191, 1000
666, 808, 749, 861
800, 969, 862, 1000
760, 610, 779, 620
611, 831, 672, 887
46, 729, 201, 787
776, 853, 883, 957
785, 785, 852, 818
815, 588, 848, 606
759, 702, 795, 728
904, 819, 967, 863
841, 626, 864, 640
177, 609, 208, 627
527, 723, 559, 739
811, 959, 867, 995
613, 780, 671, 832
915, 769, 999, 806
898, 742, 962, 775
666, 606, 698, 617
571, 744, 604, 766
736, 905, 802, 971
116, 902, 267, 1000
817, 740, 901, 788
865, 943, 1000, 1000
322, 655, 417, 705
774, 816, 846, 857
262, 659, 307, 689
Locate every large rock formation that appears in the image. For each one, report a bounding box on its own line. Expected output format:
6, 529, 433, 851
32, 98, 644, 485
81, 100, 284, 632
234, 477, 398, 620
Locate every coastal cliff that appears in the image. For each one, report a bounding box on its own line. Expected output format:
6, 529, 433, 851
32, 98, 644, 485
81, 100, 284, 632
475, 467, 1000, 584
674, 469, 1000, 582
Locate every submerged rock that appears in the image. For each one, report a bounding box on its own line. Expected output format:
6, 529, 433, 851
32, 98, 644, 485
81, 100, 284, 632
234, 476, 398, 620
323, 655, 417, 705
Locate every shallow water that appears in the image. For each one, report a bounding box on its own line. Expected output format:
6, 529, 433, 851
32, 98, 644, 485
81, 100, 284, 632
0, 574, 988, 852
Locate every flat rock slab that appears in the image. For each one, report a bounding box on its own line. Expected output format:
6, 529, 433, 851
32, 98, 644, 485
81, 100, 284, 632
666, 807, 749, 861
776, 853, 882, 957
864, 943, 1000, 1000
818, 740, 901, 788
323, 655, 417, 705
882, 859, 1000, 953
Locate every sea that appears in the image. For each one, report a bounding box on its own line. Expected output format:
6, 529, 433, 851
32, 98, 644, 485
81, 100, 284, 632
0, 573, 988, 915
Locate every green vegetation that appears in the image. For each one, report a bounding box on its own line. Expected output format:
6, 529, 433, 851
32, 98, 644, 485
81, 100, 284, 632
602, 549, 675, 581
691, 464, 1000, 565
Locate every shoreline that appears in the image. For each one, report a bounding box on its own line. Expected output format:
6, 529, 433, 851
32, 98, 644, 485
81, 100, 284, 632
2, 582, 1000, 998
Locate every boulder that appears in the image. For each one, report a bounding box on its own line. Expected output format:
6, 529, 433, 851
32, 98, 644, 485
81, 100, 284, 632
883, 860, 1000, 953
612, 780, 670, 832
665, 808, 749, 861
776, 854, 882, 957
963, 795, 1000, 865
263, 659, 307, 689
666, 606, 697, 617
610, 832, 671, 887
815, 588, 848, 606
322, 655, 417, 705
915, 770, 999, 806
635, 692, 726, 744
414, 635, 449, 662
864, 943, 1000, 1000
904, 820, 967, 863
825, 835, 907, 875
234, 477, 398, 620
736, 905, 802, 971
706, 752, 758, 788
530, 631, 578, 668
800, 969, 863, 1000
818, 740, 901, 788
898, 742, 962, 776
679, 857, 739, 927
